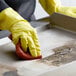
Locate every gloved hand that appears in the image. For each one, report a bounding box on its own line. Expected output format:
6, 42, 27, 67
39, 0, 76, 18
0, 8, 42, 59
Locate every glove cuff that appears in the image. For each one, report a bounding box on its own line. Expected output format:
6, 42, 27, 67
0, 7, 26, 30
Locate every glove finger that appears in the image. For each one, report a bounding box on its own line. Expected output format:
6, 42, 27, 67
20, 33, 28, 52
12, 33, 20, 45
27, 35, 37, 57
31, 29, 41, 56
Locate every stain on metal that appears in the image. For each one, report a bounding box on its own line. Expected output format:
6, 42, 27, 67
38, 41, 76, 66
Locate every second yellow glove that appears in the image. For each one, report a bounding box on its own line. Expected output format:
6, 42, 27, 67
39, 0, 76, 18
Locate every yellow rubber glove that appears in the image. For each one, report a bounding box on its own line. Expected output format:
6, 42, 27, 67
0, 8, 41, 57
39, 0, 76, 18
39, 0, 61, 15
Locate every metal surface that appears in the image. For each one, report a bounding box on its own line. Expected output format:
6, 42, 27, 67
3, 71, 19, 76
0, 30, 10, 39
0, 64, 17, 76
39, 61, 76, 76
0, 19, 76, 76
